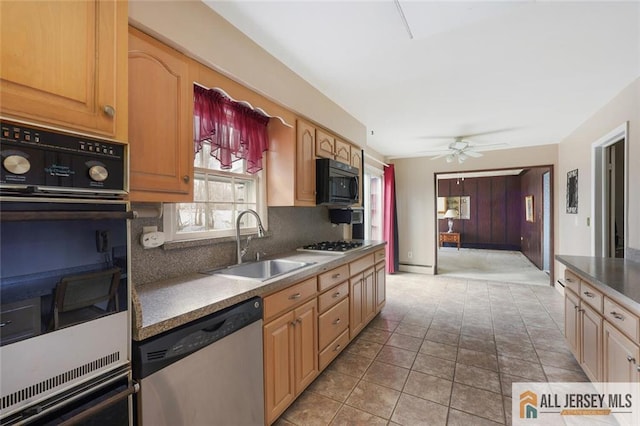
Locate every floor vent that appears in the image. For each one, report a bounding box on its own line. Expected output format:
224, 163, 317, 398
1, 351, 120, 410
146, 350, 167, 361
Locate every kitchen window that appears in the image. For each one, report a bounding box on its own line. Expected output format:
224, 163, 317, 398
164, 139, 267, 241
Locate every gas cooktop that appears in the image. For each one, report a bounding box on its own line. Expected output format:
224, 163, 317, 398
297, 240, 364, 254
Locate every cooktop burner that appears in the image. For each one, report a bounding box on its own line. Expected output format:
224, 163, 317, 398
299, 240, 364, 254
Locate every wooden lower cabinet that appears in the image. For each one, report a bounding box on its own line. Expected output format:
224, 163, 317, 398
565, 289, 580, 356
264, 298, 318, 425
264, 252, 387, 425
580, 302, 602, 381
375, 261, 386, 312
603, 321, 640, 382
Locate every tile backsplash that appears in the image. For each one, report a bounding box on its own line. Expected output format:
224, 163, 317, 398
130, 206, 344, 286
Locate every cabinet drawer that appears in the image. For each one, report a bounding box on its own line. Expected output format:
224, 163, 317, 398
264, 277, 317, 320
319, 329, 349, 371
350, 254, 374, 276
318, 281, 349, 313
604, 298, 639, 342
580, 282, 603, 313
374, 249, 385, 264
318, 265, 349, 292
319, 298, 349, 349
564, 270, 581, 294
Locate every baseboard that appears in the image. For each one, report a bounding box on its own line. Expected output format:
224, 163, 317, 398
398, 263, 434, 274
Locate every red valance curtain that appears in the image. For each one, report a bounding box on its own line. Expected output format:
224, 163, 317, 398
194, 85, 270, 173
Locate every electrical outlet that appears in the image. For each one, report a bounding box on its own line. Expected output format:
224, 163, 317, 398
408, 251, 413, 259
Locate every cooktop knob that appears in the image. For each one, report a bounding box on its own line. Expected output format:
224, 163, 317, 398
89, 165, 109, 182
3, 154, 31, 174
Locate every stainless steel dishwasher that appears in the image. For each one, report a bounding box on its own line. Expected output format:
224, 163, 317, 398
133, 297, 264, 426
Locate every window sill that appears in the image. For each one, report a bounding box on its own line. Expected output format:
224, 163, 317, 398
161, 231, 272, 251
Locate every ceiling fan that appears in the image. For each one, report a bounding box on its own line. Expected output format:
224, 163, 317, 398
418, 129, 513, 163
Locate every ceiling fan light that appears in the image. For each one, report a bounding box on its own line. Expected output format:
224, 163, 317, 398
458, 153, 466, 163
446, 154, 454, 163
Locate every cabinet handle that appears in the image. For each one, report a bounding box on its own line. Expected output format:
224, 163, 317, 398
566, 278, 574, 283
103, 105, 116, 118
183, 175, 190, 183
610, 311, 625, 321
0, 320, 12, 327
289, 293, 301, 300
333, 318, 341, 325
296, 318, 302, 324
333, 344, 341, 352
332, 291, 341, 298
578, 308, 585, 313
290, 321, 296, 327
332, 273, 341, 279
583, 291, 595, 298
574, 305, 579, 310
627, 355, 636, 363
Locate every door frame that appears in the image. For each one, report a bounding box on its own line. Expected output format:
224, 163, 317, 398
591, 122, 628, 257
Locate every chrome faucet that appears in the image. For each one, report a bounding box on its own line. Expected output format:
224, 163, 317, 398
236, 209, 266, 264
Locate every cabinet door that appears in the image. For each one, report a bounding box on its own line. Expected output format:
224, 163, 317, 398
363, 267, 376, 324
128, 28, 193, 202
293, 299, 318, 394
603, 321, 640, 383
375, 262, 386, 313
350, 274, 364, 338
564, 290, 580, 358
580, 303, 602, 381
296, 120, 316, 203
315, 129, 335, 159
334, 139, 351, 164
351, 148, 362, 170
0, 1, 127, 139
264, 310, 296, 424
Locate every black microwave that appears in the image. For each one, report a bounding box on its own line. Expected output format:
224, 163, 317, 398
316, 158, 359, 205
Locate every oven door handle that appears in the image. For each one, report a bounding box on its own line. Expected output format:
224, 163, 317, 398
57, 382, 139, 426
1, 210, 134, 221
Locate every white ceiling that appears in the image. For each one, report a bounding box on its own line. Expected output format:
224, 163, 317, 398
204, 1, 640, 159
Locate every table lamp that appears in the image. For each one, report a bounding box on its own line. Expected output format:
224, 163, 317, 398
443, 209, 458, 233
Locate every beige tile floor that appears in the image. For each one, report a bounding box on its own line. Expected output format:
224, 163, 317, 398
275, 272, 587, 426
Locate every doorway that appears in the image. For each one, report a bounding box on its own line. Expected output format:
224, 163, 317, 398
592, 123, 628, 258
542, 171, 551, 272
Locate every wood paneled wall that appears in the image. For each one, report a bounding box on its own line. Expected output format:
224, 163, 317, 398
520, 167, 551, 269
438, 176, 522, 250
437, 168, 550, 268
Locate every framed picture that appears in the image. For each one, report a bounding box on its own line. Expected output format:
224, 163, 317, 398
567, 169, 578, 214
525, 195, 534, 222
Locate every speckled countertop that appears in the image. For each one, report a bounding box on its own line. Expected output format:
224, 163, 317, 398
556, 255, 640, 312
132, 241, 386, 341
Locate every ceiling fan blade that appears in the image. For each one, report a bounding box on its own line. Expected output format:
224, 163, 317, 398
464, 151, 483, 158
429, 152, 451, 160
466, 142, 509, 150
418, 127, 519, 140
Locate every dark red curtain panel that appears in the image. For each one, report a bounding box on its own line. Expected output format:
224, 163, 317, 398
193, 85, 269, 173
383, 164, 399, 273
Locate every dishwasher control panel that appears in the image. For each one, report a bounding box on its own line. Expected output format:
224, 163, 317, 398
133, 297, 263, 379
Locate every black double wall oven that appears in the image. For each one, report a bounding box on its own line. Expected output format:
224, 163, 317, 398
0, 119, 134, 425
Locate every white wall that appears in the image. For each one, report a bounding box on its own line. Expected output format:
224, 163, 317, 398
556, 78, 639, 265
392, 144, 558, 273
128, 0, 367, 147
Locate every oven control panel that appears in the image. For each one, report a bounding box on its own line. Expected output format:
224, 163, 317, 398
0, 120, 126, 196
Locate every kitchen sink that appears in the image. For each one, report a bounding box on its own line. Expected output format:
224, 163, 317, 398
201, 259, 315, 281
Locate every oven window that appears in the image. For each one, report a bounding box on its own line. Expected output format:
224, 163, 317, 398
0, 203, 128, 346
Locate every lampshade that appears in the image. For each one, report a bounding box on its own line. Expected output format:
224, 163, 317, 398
443, 209, 458, 219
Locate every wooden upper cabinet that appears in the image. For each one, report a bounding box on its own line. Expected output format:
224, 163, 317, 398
351, 149, 362, 170
295, 120, 317, 205
128, 27, 193, 202
334, 139, 351, 164
0, 0, 128, 140
315, 129, 335, 159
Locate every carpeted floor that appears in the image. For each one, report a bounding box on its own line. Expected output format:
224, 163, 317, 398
436, 248, 550, 286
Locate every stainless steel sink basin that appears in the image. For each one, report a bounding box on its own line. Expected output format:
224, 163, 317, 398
201, 259, 315, 281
